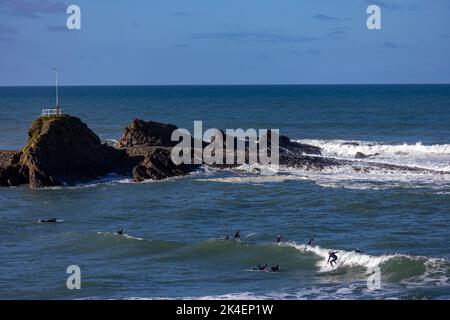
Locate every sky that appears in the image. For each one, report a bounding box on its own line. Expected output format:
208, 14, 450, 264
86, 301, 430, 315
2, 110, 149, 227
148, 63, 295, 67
0, 0, 449, 85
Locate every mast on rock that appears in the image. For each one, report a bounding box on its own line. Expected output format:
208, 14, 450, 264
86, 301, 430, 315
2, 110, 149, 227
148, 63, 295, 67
41, 67, 63, 117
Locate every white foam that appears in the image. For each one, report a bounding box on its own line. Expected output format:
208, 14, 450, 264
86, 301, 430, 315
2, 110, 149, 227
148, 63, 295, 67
97, 231, 145, 241
198, 175, 306, 184
284, 242, 401, 272
295, 139, 450, 172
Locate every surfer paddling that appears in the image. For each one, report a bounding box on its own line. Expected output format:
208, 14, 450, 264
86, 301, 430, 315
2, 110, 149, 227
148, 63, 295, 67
253, 264, 280, 272
37, 218, 57, 223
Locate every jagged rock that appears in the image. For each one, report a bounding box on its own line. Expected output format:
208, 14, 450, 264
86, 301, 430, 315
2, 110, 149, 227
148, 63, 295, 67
129, 147, 196, 182
355, 152, 380, 159
2, 115, 446, 188
279, 135, 322, 155
118, 119, 179, 148
341, 142, 360, 147
355, 152, 368, 159
19, 115, 129, 187
0, 151, 28, 186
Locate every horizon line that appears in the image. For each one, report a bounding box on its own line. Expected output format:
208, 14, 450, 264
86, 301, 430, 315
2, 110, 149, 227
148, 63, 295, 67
1, 83, 450, 87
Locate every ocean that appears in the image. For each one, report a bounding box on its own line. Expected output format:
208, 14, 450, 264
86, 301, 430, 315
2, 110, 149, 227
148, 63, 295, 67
0, 85, 449, 299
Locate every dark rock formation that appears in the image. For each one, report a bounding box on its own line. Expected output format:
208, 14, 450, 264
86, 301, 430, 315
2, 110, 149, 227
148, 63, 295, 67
341, 142, 360, 147
23, 116, 132, 187
118, 119, 201, 181
1, 115, 447, 188
118, 119, 179, 148
16, 115, 129, 187
355, 152, 368, 159
355, 152, 380, 159
0, 151, 28, 187
125, 146, 198, 182
279, 135, 321, 155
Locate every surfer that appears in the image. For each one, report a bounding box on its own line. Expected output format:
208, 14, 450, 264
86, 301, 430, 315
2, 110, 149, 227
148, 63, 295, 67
117, 228, 123, 235
328, 251, 339, 267
307, 238, 315, 246
276, 235, 282, 243
269, 265, 280, 272
37, 218, 57, 223
257, 264, 268, 271
234, 230, 240, 240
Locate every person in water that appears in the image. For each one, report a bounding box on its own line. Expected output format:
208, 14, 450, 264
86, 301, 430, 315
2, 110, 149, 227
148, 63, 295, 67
37, 218, 57, 223
257, 264, 268, 271
328, 251, 339, 267
117, 228, 123, 235
269, 265, 280, 272
307, 238, 315, 246
276, 235, 282, 243
234, 230, 240, 240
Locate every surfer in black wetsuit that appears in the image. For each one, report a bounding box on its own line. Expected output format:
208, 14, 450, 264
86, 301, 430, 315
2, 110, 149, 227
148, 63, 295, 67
234, 230, 240, 240
117, 228, 123, 235
37, 218, 57, 223
269, 265, 280, 272
307, 238, 315, 246
276, 235, 282, 243
328, 251, 339, 267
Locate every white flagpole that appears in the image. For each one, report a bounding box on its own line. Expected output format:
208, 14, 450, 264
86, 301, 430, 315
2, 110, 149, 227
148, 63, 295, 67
54, 67, 59, 114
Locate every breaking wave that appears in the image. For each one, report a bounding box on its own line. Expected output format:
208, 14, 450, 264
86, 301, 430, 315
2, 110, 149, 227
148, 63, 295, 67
295, 139, 450, 172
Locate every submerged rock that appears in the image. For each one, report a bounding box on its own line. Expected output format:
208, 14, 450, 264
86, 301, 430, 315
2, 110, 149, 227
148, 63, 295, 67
354, 152, 380, 159
279, 135, 322, 155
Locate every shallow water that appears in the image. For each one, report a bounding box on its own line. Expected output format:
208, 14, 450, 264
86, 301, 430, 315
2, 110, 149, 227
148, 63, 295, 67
0, 85, 449, 299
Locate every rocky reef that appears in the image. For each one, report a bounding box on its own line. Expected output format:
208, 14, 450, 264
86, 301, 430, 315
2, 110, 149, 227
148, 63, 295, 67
1, 114, 447, 188
0, 116, 195, 187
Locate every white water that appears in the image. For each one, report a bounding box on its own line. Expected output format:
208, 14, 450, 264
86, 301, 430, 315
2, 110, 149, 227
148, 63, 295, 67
199, 139, 450, 190
283, 242, 398, 272
295, 139, 450, 172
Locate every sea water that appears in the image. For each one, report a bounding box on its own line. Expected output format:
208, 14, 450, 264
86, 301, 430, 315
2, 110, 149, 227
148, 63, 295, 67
0, 85, 449, 299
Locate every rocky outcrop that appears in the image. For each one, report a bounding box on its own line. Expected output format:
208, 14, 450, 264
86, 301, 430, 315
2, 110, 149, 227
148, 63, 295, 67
0, 151, 28, 186
279, 135, 321, 155
118, 119, 179, 148
15, 115, 129, 187
118, 119, 201, 181
354, 152, 380, 159
2, 115, 447, 188
129, 147, 196, 182
125, 146, 198, 182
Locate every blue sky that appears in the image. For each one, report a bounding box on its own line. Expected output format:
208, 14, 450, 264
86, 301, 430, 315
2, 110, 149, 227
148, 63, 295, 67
0, 0, 449, 85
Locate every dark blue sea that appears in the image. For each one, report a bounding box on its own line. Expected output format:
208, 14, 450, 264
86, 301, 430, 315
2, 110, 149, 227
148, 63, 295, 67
0, 85, 449, 299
